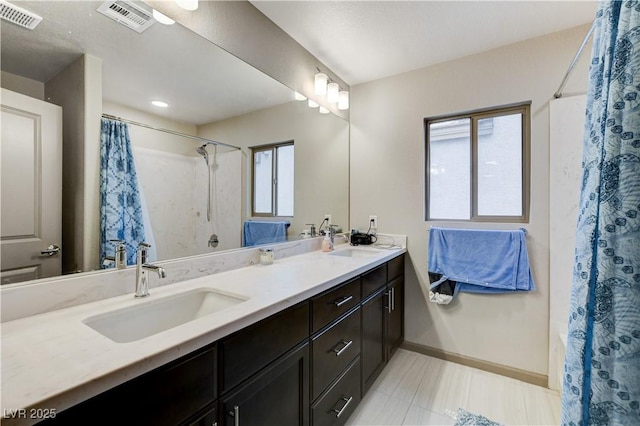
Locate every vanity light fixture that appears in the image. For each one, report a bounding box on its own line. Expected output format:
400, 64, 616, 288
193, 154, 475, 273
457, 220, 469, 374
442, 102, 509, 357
314, 72, 328, 96
308, 99, 319, 108
175, 0, 198, 11
151, 100, 169, 108
152, 9, 175, 25
338, 90, 349, 110
319, 106, 330, 114
327, 82, 339, 103
294, 92, 307, 101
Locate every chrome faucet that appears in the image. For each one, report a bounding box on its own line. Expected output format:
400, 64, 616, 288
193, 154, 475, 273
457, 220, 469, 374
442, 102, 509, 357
104, 239, 127, 269
328, 225, 338, 246
135, 242, 166, 298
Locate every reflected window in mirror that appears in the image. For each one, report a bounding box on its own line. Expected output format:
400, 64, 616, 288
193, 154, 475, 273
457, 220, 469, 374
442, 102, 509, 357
251, 141, 294, 217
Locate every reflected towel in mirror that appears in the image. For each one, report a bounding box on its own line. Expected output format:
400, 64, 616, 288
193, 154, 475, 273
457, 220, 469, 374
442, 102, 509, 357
242, 220, 290, 247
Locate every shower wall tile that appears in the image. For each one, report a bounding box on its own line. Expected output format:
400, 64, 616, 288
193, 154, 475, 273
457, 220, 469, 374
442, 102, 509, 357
134, 147, 197, 260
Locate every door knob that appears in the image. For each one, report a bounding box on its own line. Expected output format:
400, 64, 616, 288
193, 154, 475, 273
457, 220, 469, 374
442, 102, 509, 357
40, 244, 61, 256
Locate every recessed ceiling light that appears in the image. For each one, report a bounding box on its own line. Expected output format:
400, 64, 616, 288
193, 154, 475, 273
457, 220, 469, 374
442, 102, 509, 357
152, 9, 175, 25
175, 0, 198, 11
151, 100, 169, 108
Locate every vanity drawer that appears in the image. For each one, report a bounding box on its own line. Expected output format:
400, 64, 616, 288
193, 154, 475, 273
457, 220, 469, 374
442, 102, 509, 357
311, 357, 361, 426
362, 264, 387, 299
220, 301, 309, 393
388, 254, 404, 282
312, 306, 361, 399
312, 277, 361, 333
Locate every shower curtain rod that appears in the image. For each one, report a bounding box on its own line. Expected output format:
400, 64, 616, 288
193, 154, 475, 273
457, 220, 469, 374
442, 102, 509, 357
101, 113, 241, 151
554, 19, 596, 99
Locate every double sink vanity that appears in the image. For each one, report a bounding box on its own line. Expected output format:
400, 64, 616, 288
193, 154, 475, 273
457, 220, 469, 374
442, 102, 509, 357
1, 238, 406, 426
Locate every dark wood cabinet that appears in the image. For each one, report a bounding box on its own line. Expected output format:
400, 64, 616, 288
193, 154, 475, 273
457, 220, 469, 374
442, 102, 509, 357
311, 357, 361, 426
311, 306, 361, 399
362, 264, 387, 299
219, 301, 309, 394
361, 287, 386, 394
312, 277, 361, 333
360, 254, 405, 395
41, 343, 217, 426
221, 343, 309, 426
386, 276, 404, 359
41, 253, 404, 426
185, 404, 218, 426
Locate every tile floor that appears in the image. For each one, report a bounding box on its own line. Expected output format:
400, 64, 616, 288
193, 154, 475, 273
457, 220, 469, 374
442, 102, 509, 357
345, 348, 561, 426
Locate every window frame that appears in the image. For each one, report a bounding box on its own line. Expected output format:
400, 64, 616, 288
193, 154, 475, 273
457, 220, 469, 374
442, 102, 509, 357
424, 101, 531, 223
250, 140, 294, 217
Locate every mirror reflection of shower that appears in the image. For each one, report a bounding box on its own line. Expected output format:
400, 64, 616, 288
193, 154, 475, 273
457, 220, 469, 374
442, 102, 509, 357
196, 143, 219, 249
196, 143, 216, 222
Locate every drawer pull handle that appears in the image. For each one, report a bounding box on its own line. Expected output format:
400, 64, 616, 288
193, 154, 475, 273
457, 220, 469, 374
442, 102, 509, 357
229, 405, 240, 426
333, 339, 353, 357
391, 287, 396, 312
333, 396, 354, 418
334, 295, 353, 307
385, 290, 392, 313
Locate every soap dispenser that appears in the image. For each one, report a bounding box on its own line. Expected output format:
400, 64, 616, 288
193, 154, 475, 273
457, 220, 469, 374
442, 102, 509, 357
322, 232, 333, 252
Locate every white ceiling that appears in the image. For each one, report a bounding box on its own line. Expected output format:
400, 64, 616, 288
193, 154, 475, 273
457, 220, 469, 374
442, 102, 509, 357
1, 1, 598, 125
250, 0, 599, 86
1, 1, 294, 126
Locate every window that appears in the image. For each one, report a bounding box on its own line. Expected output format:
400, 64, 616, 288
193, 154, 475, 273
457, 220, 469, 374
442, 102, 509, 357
425, 102, 530, 222
251, 141, 294, 217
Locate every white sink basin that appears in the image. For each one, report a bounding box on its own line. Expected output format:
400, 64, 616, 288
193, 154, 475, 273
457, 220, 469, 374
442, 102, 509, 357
83, 288, 248, 343
330, 248, 382, 258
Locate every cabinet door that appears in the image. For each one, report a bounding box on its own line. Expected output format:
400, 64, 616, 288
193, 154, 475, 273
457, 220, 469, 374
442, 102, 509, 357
221, 343, 309, 426
361, 288, 386, 394
386, 276, 404, 358
184, 404, 217, 426
220, 301, 309, 394
42, 344, 217, 426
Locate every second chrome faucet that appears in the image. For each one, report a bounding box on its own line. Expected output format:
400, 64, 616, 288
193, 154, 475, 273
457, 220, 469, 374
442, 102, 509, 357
135, 242, 166, 298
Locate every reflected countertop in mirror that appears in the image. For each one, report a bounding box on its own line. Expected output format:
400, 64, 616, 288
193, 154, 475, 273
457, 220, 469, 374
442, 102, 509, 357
0, 0, 349, 286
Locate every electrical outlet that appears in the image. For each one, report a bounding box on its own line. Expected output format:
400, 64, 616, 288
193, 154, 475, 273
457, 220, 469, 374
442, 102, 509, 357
324, 214, 332, 225
369, 215, 378, 229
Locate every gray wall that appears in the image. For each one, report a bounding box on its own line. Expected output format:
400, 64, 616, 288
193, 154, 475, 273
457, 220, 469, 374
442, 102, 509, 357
349, 24, 591, 377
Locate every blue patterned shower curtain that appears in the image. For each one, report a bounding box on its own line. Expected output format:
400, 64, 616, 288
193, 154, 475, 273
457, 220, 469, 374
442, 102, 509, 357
561, 1, 640, 425
100, 118, 146, 267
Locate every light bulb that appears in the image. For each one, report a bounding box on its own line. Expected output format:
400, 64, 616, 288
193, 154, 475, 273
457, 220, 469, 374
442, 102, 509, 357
327, 82, 339, 103
151, 100, 169, 108
338, 91, 349, 110
294, 92, 307, 101
308, 99, 319, 108
152, 9, 175, 25
314, 72, 327, 96
176, 0, 198, 11
319, 106, 330, 114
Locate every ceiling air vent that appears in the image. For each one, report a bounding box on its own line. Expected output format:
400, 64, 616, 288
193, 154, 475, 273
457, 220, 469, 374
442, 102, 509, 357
0, 0, 43, 30
97, 0, 155, 34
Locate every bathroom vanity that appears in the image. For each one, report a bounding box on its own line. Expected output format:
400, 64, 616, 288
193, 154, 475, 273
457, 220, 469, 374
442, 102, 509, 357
1, 242, 405, 426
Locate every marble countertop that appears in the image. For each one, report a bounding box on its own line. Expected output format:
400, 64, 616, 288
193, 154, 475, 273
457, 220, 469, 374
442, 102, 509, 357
1, 244, 405, 425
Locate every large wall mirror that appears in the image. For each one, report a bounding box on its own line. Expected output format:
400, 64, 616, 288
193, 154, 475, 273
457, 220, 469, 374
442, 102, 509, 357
0, 0, 349, 285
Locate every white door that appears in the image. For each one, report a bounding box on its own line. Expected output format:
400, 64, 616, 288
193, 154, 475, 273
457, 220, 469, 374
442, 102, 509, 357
1, 88, 63, 285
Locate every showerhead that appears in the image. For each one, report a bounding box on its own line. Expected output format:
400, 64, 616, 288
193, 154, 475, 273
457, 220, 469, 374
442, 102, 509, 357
196, 144, 209, 165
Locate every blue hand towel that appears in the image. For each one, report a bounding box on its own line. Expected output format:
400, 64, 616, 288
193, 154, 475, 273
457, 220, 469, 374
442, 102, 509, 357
428, 227, 534, 298
243, 221, 289, 247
